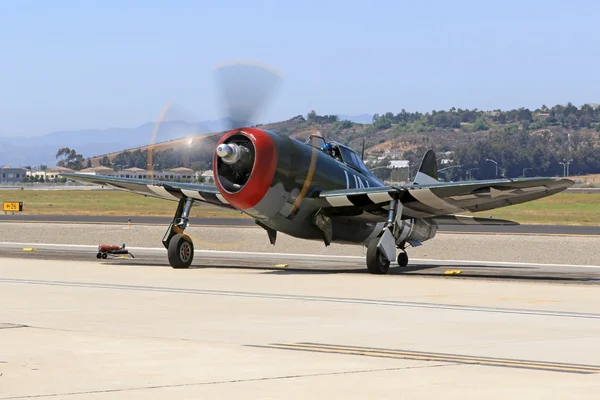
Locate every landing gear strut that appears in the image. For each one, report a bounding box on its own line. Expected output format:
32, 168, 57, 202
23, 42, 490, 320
365, 196, 409, 274
162, 197, 195, 269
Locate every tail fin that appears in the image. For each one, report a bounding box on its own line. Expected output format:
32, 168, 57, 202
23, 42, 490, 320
413, 150, 439, 185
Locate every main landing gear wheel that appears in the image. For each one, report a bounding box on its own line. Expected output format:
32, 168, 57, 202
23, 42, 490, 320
397, 251, 408, 267
366, 238, 390, 275
163, 197, 196, 269
167, 233, 194, 269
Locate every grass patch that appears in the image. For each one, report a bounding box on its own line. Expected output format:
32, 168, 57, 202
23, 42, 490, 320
0, 189, 244, 219
472, 193, 600, 225
1, 190, 598, 226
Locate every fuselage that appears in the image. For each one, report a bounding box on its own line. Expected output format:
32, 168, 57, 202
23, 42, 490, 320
213, 128, 387, 245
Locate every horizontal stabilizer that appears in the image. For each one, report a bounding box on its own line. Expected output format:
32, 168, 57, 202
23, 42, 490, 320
427, 215, 519, 226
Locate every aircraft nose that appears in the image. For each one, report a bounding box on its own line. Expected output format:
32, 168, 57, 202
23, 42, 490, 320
216, 143, 239, 164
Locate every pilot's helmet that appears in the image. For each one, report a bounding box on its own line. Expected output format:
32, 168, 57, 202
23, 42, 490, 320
322, 143, 333, 152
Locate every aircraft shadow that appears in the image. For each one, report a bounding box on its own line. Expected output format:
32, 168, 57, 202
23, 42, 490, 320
97, 259, 543, 279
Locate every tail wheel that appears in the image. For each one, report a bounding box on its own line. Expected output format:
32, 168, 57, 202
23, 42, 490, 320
168, 233, 194, 269
366, 238, 390, 275
397, 251, 409, 267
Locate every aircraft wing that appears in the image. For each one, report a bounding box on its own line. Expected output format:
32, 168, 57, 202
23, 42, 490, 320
318, 177, 574, 220
60, 173, 236, 209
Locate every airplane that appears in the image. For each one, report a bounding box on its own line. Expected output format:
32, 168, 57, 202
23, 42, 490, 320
60, 128, 574, 274
59, 63, 574, 274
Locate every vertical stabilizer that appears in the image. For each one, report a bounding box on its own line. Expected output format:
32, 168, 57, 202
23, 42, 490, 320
413, 150, 439, 185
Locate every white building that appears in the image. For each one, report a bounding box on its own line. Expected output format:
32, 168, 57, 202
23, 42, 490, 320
79, 166, 117, 176
27, 166, 74, 181
389, 160, 410, 169
195, 170, 215, 183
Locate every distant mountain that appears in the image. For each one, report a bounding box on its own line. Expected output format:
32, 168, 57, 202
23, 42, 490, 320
0, 118, 232, 167
0, 113, 375, 167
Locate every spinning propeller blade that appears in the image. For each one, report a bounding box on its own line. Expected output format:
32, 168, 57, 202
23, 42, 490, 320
145, 61, 282, 178
214, 61, 283, 131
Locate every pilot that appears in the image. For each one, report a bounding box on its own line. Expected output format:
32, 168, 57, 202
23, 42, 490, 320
322, 143, 334, 157
322, 142, 342, 161
332, 146, 342, 160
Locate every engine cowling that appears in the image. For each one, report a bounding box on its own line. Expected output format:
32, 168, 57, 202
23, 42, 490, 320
395, 218, 437, 244
213, 127, 278, 211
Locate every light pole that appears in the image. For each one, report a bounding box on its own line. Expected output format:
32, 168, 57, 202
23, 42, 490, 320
467, 167, 479, 180
522, 167, 532, 177
565, 159, 573, 177
559, 161, 566, 177
485, 158, 498, 179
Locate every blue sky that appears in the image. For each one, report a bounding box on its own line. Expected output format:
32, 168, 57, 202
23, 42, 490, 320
1, 0, 599, 136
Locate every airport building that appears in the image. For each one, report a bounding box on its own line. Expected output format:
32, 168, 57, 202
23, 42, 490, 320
0, 166, 28, 183
77, 166, 197, 182
27, 167, 75, 181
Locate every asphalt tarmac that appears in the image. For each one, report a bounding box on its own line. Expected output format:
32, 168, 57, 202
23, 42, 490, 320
1, 214, 599, 236
1, 242, 599, 284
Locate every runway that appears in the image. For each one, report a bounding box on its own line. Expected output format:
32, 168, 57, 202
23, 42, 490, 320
2, 222, 600, 398
1, 213, 599, 236
2, 254, 600, 398
1, 241, 600, 283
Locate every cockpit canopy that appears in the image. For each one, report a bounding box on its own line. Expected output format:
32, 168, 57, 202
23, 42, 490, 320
304, 134, 371, 175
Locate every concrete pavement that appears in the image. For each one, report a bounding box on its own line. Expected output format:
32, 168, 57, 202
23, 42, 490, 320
1, 256, 600, 398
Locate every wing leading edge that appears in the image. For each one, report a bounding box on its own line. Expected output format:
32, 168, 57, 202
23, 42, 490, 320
60, 173, 236, 209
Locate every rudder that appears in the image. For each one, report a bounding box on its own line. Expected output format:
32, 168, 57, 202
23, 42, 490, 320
413, 150, 439, 185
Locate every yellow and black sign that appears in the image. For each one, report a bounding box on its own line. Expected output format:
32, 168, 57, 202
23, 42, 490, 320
3, 201, 23, 212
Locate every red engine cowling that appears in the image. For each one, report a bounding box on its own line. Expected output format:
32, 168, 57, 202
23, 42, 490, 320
212, 127, 277, 211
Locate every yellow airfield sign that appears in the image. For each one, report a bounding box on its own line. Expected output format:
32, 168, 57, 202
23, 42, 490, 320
3, 201, 23, 212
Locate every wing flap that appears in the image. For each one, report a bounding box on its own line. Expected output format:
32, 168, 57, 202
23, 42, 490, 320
318, 186, 401, 208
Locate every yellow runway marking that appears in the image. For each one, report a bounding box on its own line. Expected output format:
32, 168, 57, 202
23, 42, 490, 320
259, 343, 600, 374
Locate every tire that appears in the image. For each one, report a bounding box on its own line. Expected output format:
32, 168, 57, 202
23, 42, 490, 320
397, 252, 409, 267
366, 238, 390, 275
96, 252, 102, 259
168, 233, 194, 269
101, 252, 108, 259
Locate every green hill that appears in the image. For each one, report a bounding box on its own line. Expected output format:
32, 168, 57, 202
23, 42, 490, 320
85, 102, 600, 181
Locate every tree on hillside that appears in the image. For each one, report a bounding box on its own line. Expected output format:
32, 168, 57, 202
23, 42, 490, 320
307, 110, 339, 124
86, 158, 92, 168
100, 156, 111, 167
56, 147, 84, 170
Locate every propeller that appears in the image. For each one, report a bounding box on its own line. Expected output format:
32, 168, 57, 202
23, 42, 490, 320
214, 61, 283, 131
145, 61, 283, 179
